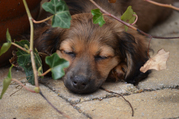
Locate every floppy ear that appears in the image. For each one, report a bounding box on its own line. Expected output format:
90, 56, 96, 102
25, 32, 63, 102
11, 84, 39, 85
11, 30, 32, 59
34, 24, 64, 54
117, 31, 150, 85
33, 23, 65, 72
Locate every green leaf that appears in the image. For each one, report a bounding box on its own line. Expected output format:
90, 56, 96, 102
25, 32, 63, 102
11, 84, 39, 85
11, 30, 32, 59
16, 40, 43, 85
0, 29, 12, 56
0, 65, 13, 99
0, 42, 11, 56
42, 0, 71, 28
91, 9, 106, 27
45, 53, 69, 80
121, 6, 136, 31
6, 29, 12, 42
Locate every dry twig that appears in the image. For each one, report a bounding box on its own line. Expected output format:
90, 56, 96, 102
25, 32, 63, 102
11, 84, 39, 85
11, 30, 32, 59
101, 87, 134, 117
144, 0, 179, 11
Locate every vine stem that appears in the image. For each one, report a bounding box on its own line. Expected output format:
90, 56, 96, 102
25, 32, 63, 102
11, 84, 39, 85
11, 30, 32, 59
39, 68, 51, 77
32, 16, 53, 24
89, 0, 179, 56
12, 78, 36, 93
11, 78, 71, 118
90, 0, 179, 39
22, 0, 39, 88
89, 0, 152, 54
131, 14, 138, 25
144, 0, 179, 11
89, 0, 137, 31
11, 42, 29, 53
103, 13, 138, 26
21, 1, 70, 118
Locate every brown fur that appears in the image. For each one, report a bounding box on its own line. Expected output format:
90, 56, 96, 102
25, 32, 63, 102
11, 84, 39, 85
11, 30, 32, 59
34, 0, 173, 93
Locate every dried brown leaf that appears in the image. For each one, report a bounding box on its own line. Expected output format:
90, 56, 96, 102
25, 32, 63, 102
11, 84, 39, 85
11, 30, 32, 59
140, 49, 169, 73
9, 51, 18, 67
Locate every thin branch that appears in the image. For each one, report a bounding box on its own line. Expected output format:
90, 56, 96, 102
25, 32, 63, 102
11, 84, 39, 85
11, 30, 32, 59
100, 87, 134, 117
11, 42, 29, 53
90, 0, 179, 56
104, 13, 138, 26
10, 86, 23, 96
90, 0, 179, 40
39, 68, 51, 77
32, 16, 53, 24
90, 0, 152, 55
90, 0, 137, 31
12, 78, 36, 93
131, 14, 138, 25
144, 0, 179, 11
39, 91, 71, 119
23, 0, 39, 88
30, 52, 39, 87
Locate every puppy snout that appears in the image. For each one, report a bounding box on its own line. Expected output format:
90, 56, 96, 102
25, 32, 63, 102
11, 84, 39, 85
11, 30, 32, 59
64, 74, 98, 93
72, 75, 88, 90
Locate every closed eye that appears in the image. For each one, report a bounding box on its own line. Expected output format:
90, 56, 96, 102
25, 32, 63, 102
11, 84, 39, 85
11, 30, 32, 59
95, 55, 109, 61
62, 50, 76, 57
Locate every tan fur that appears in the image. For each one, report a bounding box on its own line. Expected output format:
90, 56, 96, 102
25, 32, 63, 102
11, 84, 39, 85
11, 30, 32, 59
33, 0, 173, 93
0, 0, 173, 93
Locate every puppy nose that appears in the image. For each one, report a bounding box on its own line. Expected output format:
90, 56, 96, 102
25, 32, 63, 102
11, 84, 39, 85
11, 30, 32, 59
72, 75, 88, 90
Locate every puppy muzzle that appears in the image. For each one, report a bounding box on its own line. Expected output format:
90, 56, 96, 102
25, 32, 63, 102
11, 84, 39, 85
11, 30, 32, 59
64, 75, 99, 94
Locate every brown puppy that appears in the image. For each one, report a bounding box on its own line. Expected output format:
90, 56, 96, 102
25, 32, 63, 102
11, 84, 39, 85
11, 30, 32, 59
34, 0, 173, 93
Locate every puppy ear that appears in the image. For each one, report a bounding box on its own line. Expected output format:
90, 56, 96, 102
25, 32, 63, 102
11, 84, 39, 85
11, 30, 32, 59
34, 24, 64, 54
117, 31, 150, 85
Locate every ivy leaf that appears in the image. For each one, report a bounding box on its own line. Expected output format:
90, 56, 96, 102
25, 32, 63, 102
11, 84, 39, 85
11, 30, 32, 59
0, 65, 13, 99
0, 42, 11, 56
91, 9, 106, 27
42, 0, 71, 28
0, 30, 12, 56
121, 6, 136, 31
45, 53, 69, 80
6, 29, 12, 42
16, 40, 43, 85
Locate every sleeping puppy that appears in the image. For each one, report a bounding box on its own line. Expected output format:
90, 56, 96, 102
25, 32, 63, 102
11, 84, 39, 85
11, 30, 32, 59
35, 0, 173, 93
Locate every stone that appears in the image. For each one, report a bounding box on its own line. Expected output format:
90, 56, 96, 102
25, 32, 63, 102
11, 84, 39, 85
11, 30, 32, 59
76, 89, 179, 119
0, 84, 87, 119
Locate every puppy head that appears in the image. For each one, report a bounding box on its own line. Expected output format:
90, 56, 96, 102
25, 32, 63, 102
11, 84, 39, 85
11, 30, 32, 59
57, 14, 121, 93
36, 13, 149, 93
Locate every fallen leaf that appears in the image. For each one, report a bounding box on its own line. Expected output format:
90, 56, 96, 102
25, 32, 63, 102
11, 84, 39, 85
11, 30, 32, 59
140, 49, 169, 73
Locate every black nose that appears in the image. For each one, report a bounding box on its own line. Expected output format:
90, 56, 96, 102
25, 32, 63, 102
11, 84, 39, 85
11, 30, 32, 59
72, 75, 88, 90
